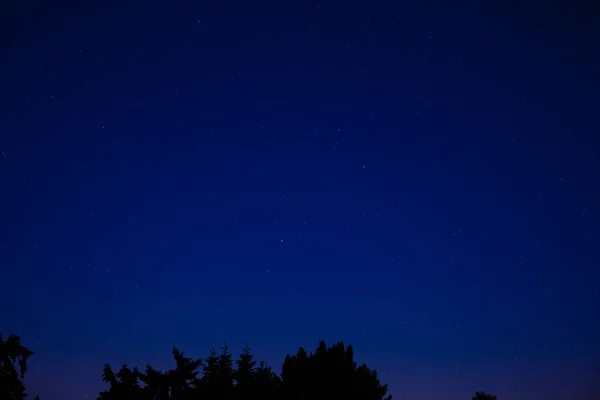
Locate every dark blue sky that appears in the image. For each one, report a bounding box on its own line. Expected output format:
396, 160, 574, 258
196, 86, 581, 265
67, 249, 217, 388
1, 2, 599, 400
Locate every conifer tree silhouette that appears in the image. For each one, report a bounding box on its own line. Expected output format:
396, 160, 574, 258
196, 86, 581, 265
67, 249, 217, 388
169, 347, 202, 400
218, 343, 234, 386
217, 343, 235, 400
139, 365, 170, 400
254, 360, 279, 400
233, 343, 256, 400
198, 346, 220, 399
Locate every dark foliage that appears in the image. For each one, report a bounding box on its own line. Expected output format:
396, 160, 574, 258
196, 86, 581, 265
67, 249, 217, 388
0, 332, 499, 400
0, 333, 36, 400
96, 340, 394, 400
473, 392, 497, 400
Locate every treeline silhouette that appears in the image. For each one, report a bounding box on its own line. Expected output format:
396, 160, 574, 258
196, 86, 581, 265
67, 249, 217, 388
2, 333, 498, 400
99, 340, 391, 400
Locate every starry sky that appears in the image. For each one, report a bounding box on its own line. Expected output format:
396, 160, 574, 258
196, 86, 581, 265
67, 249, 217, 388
1, 2, 599, 400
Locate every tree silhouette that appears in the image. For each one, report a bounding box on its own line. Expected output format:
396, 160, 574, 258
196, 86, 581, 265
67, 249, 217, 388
280, 340, 391, 400
233, 343, 255, 400
254, 360, 279, 400
97, 364, 144, 400
217, 343, 234, 393
139, 365, 170, 400
280, 346, 309, 399
168, 347, 202, 399
198, 346, 220, 399
473, 392, 497, 400
0, 333, 35, 400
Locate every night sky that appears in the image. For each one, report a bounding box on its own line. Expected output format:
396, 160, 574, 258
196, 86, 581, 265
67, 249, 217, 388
1, 2, 599, 400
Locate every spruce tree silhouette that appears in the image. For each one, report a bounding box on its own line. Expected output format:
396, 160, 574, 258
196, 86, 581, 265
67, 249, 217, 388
199, 346, 220, 399
253, 360, 279, 400
0, 333, 35, 400
233, 343, 256, 400
217, 343, 234, 395
169, 347, 203, 400
472, 391, 497, 400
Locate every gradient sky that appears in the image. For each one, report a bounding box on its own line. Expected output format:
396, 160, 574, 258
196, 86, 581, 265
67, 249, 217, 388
1, 2, 599, 400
